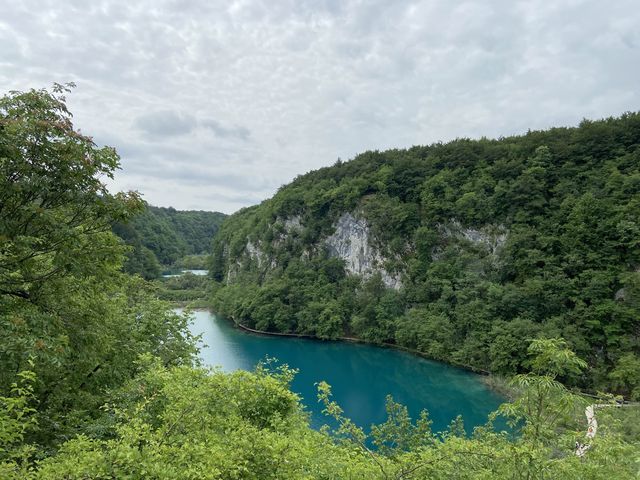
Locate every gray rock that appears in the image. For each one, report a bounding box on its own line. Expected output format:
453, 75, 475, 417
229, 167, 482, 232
325, 213, 402, 290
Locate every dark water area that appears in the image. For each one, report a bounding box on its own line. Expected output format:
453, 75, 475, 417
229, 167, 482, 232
187, 310, 505, 434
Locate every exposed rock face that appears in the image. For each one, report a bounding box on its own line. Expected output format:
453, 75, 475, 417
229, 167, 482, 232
282, 215, 302, 232
614, 267, 640, 302
325, 213, 402, 290
245, 240, 277, 270
225, 261, 240, 284
224, 215, 514, 291
225, 241, 270, 284
445, 220, 507, 255
224, 215, 512, 290
245, 241, 266, 267
436, 220, 508, 259
460, 227, 507, 255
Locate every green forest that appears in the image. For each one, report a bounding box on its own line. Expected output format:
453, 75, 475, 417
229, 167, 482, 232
211, 112, 640, 397
113, 205, 226, 279
1, 87, 639, 478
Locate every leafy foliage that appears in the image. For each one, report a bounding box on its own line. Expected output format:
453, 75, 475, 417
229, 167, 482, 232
113, 205, 226, 278
156, 271, 210, 304
0, 86, 197, 453
0, 83, 142, 299
0, 368, 37, 477
1, 86, 638, 479
28, 350, 640, 480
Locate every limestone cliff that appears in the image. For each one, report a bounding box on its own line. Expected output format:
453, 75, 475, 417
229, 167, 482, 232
325, 213, 402, 290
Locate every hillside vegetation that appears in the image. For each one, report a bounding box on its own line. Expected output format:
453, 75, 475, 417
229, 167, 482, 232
113, 206, 226, 278
211, 113, 640, 395
2, 86, 638, 479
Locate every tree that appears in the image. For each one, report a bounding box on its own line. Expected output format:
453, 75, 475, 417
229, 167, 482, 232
0, 85, 197, 450
609, 353, 640, 400
0, 368, 36, 478
0, 84, 143, 301
498, 338, 588, 478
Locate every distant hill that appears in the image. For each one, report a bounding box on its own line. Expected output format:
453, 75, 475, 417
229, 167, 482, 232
210, 112, 640, 394
114, 205, 227, 278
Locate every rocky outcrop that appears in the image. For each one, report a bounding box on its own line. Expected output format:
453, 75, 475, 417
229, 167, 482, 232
325, 213, 402, 290
282, 215, 302, 232
245, 240, 277, 270
447, 220, 507, 253
225, 240, 271, 283
614, 266, 640, 302
434, 220, 508, 261
224, 215, 511, 290
245, 241, 266, 267
460, 227, 507, 255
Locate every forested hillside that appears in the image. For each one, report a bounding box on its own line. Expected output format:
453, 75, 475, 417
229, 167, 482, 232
2, 86, 639, 480
211, 113, 640, 396
113, 205, 226, 278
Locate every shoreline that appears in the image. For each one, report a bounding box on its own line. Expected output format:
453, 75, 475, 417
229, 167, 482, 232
233, 318, 492, 377
187, 309, 618, 404
232, 320, 519, 400
182, 306, 517, 400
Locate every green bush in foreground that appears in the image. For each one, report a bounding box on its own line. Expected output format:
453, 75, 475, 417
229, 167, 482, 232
2, 340, 638, 479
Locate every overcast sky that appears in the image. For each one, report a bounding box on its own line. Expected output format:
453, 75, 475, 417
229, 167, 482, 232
2, 0, 639, 213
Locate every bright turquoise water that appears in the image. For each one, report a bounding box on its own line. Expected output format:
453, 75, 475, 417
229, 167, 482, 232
188, 310, 505, 433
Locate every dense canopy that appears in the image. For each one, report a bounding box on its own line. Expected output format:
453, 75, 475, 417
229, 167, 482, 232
113, 205, 226, 279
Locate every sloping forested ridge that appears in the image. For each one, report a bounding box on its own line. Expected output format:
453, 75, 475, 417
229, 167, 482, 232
113, 205, 226, 278
211, 113, 640, 396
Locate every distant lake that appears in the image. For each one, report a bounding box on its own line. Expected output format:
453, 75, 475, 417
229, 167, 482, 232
163, 269, 209, 278
186, 310, 505, 434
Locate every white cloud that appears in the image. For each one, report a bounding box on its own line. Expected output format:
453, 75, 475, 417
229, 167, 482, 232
1, 0, 638, 213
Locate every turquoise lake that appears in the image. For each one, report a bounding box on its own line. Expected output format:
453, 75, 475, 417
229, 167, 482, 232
188, 309, 505, 433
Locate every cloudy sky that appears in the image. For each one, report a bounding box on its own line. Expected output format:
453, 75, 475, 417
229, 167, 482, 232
2, 0, 639, 213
